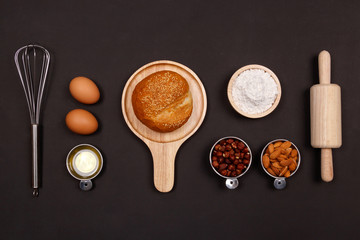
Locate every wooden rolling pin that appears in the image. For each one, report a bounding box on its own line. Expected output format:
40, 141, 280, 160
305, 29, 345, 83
310, 50, 342, 182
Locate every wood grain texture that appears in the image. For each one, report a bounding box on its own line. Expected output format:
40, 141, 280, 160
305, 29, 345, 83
310, 50, 342, 182
310, 84, 342, 148
321, 148, 334, 182
227, 64, 281, 118
318, 50, 331, 84
122, 60, 207, 192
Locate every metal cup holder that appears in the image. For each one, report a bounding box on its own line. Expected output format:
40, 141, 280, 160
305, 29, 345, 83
260, 139, 301, 190
209, 136, 252, 189
66, 144, 103, 191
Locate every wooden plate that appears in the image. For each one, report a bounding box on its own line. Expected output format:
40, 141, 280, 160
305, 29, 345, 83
227, 64, 281, 118
122, 60, 207, 192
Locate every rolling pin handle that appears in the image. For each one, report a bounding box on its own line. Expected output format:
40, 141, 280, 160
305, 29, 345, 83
318, 50, 331, 84
321, 148, 334, 182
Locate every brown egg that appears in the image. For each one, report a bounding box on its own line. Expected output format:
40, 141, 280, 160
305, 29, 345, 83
65, 109, 98, 135
69, 76, 100, 104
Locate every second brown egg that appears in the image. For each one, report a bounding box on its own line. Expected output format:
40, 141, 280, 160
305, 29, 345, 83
65, 109, 98, 135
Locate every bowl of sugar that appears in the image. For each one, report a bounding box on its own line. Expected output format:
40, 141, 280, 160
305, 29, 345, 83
227, 64, 281, 118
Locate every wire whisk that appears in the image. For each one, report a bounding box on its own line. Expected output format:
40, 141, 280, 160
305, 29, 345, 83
14, 44, 50, 197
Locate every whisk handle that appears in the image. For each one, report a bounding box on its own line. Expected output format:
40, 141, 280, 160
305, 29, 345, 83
31, 124, 39, 197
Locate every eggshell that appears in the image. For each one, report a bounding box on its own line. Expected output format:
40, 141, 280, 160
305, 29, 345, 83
65, 109, 98, 135
69, 76, 100, 104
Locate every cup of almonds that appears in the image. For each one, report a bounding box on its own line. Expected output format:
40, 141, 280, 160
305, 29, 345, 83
210, 136, 252, 189
261, 139, 301, 189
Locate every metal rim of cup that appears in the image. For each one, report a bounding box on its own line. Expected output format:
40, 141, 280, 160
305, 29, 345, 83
260, 138, 301, 179
66, 143, 104, 181
209, 136, 252, 180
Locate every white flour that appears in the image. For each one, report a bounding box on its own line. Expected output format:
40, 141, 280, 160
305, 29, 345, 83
231, 69, 278, 114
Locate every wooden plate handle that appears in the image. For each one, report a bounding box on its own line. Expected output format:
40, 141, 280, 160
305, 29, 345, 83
321, 148, 333, 182
147, 141, 181, 193
319, 50, 331, 84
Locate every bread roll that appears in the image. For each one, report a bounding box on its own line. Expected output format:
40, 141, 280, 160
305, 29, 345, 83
132, 71, 193, 132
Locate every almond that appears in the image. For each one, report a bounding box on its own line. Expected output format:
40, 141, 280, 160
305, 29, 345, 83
285, 148, 292, 156
272, 162, 282, 169
279, 166, 288, 177
277, 157, 287, 162
284, 170, 291, 177
274, 141, 282, 148
280, 141, 292, 149
267, 167, 276, 176
291, 149, 298, 157
280, 159, 293, 167
265, 148, 270, 154
279, 154, 287, 159
262, 155, 270, 168
289, 162, 297, 171
271, 166, 280, 176
270, 149, 281, 159
268, 144, 274, 154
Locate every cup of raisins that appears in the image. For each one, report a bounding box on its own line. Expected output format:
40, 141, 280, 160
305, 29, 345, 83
209, 136, 252, 189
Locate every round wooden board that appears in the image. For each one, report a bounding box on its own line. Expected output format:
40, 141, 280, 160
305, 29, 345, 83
227, 64, 282, 118
122, 60, 207, 192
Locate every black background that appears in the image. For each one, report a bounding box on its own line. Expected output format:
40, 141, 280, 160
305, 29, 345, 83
1, 0, 359, 239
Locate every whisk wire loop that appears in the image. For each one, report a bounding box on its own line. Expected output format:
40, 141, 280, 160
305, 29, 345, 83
14, 45, 50, 124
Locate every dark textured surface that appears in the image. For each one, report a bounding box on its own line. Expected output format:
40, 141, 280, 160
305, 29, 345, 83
1, 0, 359, 239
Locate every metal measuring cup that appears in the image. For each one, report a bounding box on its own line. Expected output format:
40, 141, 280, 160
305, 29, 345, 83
260, 139, 301, 190
66, 144, 103, 191
209, 136, 252, 189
